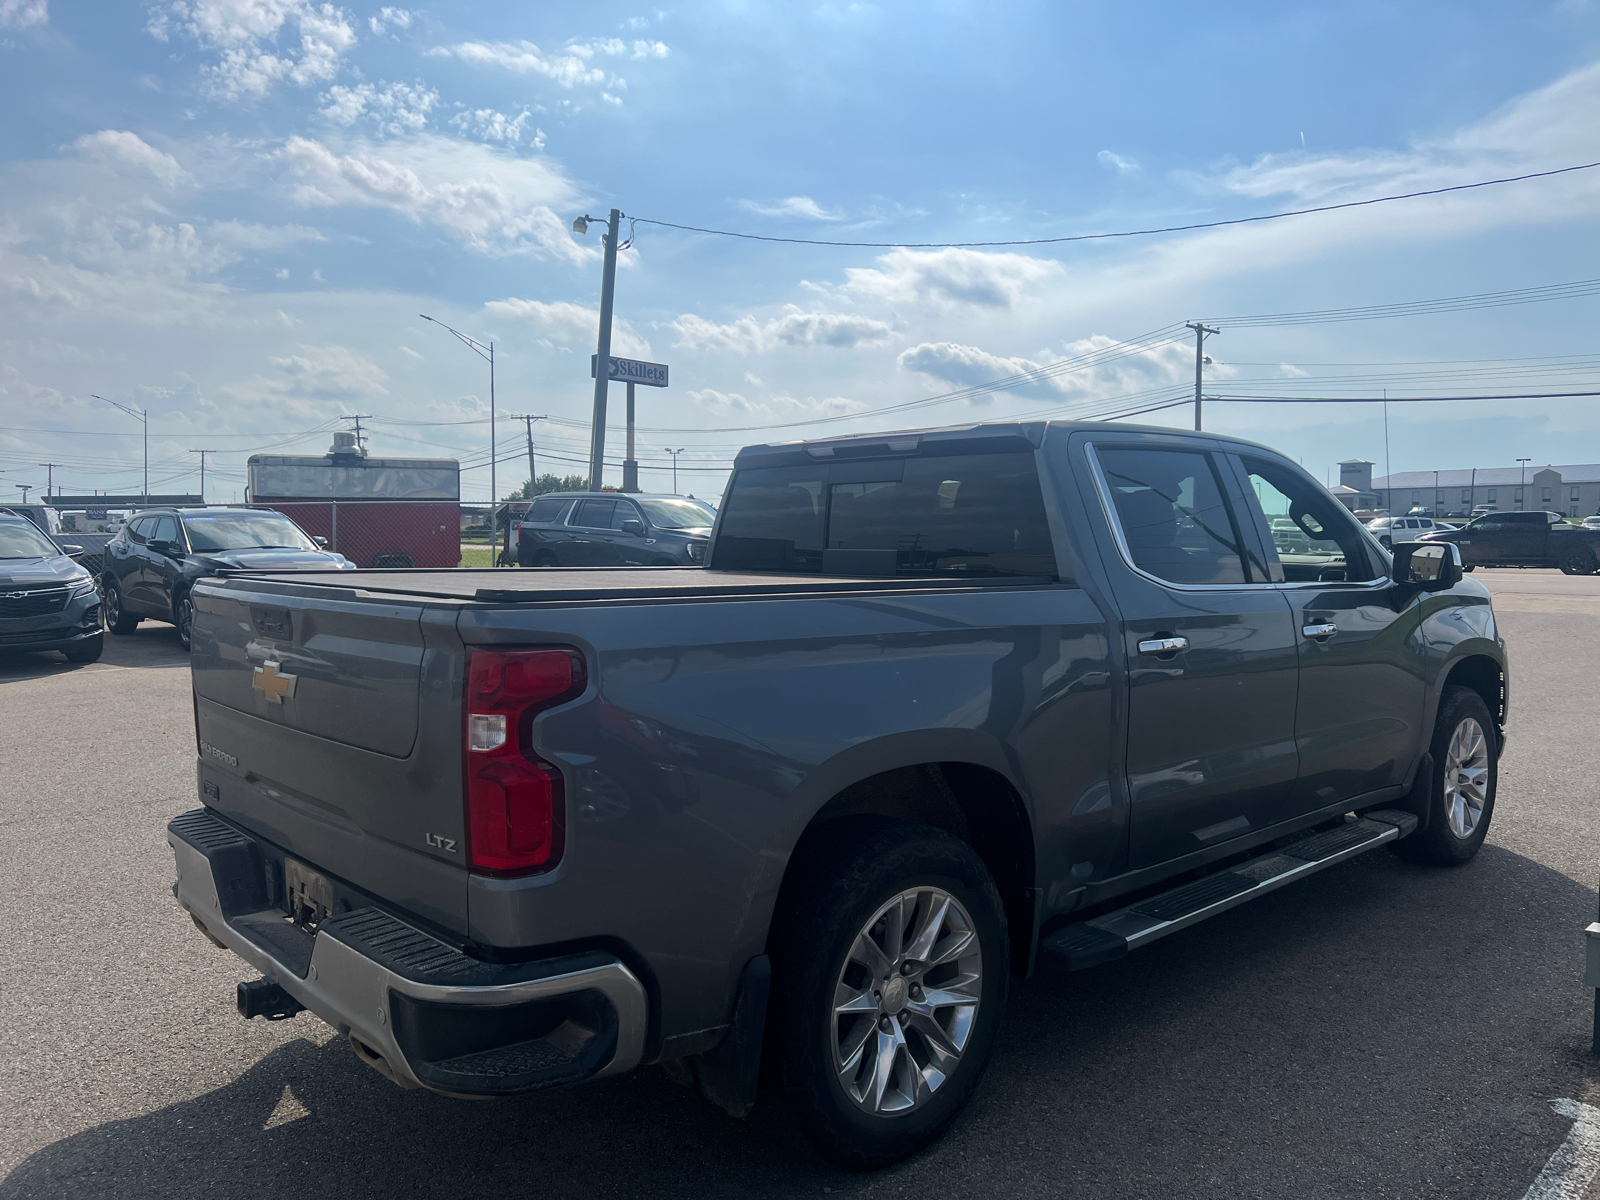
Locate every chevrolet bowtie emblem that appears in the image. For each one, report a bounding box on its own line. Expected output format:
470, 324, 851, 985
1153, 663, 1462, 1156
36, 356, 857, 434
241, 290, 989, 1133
252, 660, 297, 704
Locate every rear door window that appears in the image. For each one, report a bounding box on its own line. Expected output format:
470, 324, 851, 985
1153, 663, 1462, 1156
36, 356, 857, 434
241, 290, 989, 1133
1094, 447, 1249, 585
713, 450, 1057, 578
126, 518, 150, 545
572, 498, 617, 529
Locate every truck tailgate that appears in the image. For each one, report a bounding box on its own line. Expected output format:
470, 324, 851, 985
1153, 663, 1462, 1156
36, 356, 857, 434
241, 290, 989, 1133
189, 577, 470, 935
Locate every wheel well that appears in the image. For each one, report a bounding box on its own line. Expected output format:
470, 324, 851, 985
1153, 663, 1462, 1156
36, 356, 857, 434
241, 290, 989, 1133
1443, 654, 1505, 730
778, 763, 1036, 972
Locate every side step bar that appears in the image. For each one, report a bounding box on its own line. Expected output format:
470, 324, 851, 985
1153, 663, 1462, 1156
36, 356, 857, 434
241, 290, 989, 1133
1041, 810, 1418, 970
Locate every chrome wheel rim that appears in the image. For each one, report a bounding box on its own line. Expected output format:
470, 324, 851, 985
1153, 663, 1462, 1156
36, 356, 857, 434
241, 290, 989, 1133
1444, 716, 1490, 839
830, 886, 983, 1117
104, 585, 119, 626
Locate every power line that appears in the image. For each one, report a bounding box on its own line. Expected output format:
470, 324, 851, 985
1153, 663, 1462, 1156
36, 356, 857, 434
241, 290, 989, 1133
631, 159, 1600, 249
1205, 277, 1600, 327
1205, 390, 1600, 404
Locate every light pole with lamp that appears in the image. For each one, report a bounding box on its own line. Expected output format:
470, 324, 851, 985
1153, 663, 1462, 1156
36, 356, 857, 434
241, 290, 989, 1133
664, 448, 685, 494
420, 314, 497, 563
93, 395, 148, 505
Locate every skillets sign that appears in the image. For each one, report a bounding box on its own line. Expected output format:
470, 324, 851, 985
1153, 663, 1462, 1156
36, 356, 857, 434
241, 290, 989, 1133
591, 355, 669, 388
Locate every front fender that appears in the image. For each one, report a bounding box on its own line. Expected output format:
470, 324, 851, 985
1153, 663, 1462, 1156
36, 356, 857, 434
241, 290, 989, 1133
1415, 584, 1506, 746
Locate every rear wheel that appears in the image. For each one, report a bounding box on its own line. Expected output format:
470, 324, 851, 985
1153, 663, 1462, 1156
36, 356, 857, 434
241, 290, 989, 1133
1392, 686, 1497, 866
771, 820, 1008, 1169
531, 552, 557, 567
101, 579, 138, 634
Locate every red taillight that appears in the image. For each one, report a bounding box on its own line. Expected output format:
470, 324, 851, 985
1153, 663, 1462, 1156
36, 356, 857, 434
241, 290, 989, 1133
464, 648, 584, 875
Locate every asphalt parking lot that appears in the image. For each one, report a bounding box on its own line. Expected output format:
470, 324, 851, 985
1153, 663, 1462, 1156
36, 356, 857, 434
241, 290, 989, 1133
3, 570, 1600, 1199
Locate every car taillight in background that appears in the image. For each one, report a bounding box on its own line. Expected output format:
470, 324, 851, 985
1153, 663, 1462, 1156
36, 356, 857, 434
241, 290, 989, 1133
464, 648, 585, 875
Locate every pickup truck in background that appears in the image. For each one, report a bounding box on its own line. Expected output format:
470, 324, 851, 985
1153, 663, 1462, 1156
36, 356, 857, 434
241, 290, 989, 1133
169, 420, 1506, 1168
1421, 509, 1600, 574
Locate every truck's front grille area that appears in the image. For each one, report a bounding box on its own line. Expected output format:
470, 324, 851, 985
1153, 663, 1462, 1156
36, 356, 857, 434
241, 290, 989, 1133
0, 587, 69, 618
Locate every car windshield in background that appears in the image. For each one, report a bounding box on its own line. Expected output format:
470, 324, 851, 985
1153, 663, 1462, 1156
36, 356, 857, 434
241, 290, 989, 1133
182, 512, 315, 552
636, 498, 715, 529
0, 520, 60, 559
714, 451, 1056, 577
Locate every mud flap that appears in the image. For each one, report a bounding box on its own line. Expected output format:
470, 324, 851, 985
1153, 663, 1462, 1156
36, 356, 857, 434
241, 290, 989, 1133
666, 954, 771, 1119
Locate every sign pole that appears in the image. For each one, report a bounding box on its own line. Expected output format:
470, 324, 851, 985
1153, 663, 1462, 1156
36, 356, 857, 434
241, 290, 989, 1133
587, 208, 622, 490
623, 382, 639, 492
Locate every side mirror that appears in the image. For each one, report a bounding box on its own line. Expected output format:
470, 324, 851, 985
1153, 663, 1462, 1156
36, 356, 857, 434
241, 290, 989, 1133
1393, 541, 1462, 591
59, 544, 84, 556
148, 538, 173, 555
620, 518, 645, 536
313, 535, 328, 548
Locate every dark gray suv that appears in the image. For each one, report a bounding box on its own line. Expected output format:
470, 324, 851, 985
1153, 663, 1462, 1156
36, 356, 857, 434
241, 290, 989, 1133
0, 514, 102, 662
513, 492, 715, 567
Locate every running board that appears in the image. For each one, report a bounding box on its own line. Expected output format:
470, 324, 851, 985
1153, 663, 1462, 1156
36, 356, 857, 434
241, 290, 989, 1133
1040, 811, 1419, 970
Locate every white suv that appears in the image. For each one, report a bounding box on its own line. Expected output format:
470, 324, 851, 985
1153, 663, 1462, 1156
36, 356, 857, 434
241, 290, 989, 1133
1366, 515, 1441, 549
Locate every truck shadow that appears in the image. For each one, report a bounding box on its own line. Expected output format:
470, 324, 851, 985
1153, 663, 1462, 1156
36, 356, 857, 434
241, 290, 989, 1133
5, 841, 1598, 1199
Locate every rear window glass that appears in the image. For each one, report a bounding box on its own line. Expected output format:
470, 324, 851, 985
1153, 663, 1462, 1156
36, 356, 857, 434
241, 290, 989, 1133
713, 451, 1057, 578
1097, 447, 1247, 585
527, 498, 572, 525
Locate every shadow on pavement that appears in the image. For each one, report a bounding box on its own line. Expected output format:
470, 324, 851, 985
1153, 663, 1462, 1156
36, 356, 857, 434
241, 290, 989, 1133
0, 622, 187, 682
5, 842, 1599, 1199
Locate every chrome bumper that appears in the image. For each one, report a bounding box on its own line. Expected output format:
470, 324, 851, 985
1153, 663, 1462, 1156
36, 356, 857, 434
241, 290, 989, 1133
169, 812, 648, 1094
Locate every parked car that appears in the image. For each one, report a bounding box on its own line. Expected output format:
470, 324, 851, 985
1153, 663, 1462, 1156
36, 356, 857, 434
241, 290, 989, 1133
1420, 509, 1600, 574
512, 492, 715, 567
0, 512, 101, 662
101, 507, 355, 650
171, 421, 1504, 1168
1366, 514, 1444, 549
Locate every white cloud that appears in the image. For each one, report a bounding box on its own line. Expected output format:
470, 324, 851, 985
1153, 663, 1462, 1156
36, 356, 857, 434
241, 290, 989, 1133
1098, 149, 1138, 173
669, 306, 892, 354
67, 130, 189, 187
0, 0, 47, 29
897, 335, 1195, 406
483, 297, 651, 357
368, 5, 408, 34
426, 36, 668, 98
148, 0, 359, 101
319, 81, 438, 135
686, 387, 867, 422
737, 195, 841, 221
1279, 362, 1309, 378
278, 134, 588, 260
845, 247, 1065, 309
449, 108, 544, 147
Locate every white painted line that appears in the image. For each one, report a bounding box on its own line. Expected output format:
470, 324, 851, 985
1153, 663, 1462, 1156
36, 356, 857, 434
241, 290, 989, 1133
1522, 1099, 1600, 1200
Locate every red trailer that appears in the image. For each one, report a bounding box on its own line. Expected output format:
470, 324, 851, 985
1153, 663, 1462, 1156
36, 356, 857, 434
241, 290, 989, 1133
247, 435, 461, 568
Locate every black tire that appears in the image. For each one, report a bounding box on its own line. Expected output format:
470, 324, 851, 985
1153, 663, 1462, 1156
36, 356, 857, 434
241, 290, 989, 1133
1463, 565, 1476, 572
1559, 546, 1592, 575
101, 579, 138, 634
63, 634, 104, 663
531, 552, 557, 567
1392, 686, 1497, 866
174, 591, 194, 652
770, 819, 1008, 1169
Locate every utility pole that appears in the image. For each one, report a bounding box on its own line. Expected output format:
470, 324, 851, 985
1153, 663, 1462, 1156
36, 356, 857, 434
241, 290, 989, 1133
339, 414, 373, 452
509, 414, 545, 493
94, 395, 148, 505
1518, 457, 1531, 508
574, 208, 623, 490
1185, 322, 1220, 431
665, 447, 685, 494
1382, 388, 1391, 514
189, 449, 209, 504
36, 463, 60, 499
419, 315, 497, 545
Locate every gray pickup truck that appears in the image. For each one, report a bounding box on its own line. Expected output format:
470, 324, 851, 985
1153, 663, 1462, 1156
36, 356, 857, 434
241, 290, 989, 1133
170, 420, 1506, 1167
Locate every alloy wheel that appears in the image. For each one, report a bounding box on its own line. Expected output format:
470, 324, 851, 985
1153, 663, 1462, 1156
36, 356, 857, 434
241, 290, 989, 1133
104, 585, 119, 628
830, 887, 983, 1116
177, 596, 194, 648
1443, 716, 1490, 839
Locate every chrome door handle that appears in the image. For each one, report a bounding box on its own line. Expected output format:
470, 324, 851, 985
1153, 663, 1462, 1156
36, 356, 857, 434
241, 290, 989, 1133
1302, 623, 1338, 640
1137, 636, 1188, 655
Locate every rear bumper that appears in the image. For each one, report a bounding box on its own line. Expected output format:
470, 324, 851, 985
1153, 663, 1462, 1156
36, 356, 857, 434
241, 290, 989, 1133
168, 808, 647, 1096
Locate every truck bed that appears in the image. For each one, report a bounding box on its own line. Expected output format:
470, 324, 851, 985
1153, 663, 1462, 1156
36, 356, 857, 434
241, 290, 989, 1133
219, 566, 1056, 605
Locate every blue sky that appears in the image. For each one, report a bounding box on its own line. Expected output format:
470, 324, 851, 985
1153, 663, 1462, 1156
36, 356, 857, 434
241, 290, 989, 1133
4, 1, 1600, 504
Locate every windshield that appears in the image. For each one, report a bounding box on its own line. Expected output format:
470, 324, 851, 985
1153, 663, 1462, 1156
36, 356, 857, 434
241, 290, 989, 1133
182, 511, 316, 552
0, 520, 59, 559
636, 497, 716, 529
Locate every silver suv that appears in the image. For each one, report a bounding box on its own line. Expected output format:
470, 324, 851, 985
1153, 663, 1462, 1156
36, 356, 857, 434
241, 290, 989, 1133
1367, 514, 1441, 550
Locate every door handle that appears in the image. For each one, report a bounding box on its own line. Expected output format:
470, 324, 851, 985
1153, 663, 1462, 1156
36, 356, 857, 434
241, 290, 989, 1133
1137, 636, 1188, 655
1302, 622, 1338, 640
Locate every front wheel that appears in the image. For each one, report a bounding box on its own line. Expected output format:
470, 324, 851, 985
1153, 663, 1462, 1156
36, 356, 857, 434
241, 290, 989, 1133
102, 579, 139, 634
175, 593, 194, 652
771, 820, 1008, 1169
1392, 686, 1497, 866
1560, 547, 1596, 576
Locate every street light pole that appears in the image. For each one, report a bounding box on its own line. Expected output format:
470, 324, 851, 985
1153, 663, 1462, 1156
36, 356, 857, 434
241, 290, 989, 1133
665, 447, 685, 494
573, 209, 623, 490
420, 314, 498, 559
1518, 457, 1531, 508
93, 395, 148, 505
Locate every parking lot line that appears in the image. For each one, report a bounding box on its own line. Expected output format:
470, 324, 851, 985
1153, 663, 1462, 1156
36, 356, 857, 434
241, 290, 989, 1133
1521, 1100, 1600, 1200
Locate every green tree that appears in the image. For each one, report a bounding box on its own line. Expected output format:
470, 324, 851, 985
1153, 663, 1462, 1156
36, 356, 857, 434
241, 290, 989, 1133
506, 473, 590, 500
